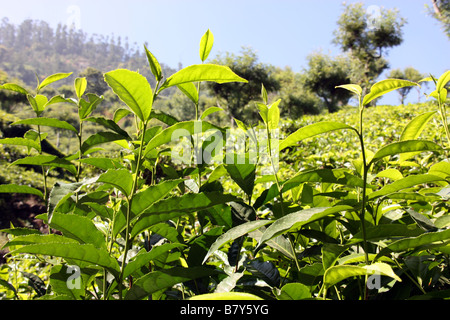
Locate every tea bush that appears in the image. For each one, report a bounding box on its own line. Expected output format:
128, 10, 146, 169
0, 30, 449, 300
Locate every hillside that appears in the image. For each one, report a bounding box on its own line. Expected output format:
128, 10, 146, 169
0, 17, 178, 89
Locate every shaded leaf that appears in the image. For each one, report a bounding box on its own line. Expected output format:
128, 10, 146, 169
257, 206, 353, 248
125, 267, 217, 300
131, 192, 239, 237
11, 243, 120, 279
203, 220, 272, 264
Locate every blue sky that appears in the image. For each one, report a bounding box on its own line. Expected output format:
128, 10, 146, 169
1, 0, 449, 105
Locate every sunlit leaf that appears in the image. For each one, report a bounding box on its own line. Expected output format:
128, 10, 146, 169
323, 262, 401, 289
199, 29, 214, 62
363, 79, 419, 106
144, 45, 162, 82
159, 64, 247, 91
38, 72, 72, 91
280, 122, 357, 151
12, 117, 78, 133
74, 77, 87, 99
104, 69, 153, 123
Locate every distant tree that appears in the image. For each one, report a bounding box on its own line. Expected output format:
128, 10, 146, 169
303, 52, 353, 113
0, 70, 28, 113
388, 67, 426, 104
206, 47, 280, 123
427, 0, 450, 39
333, 2, 406, 91
273, 67, 322, 118
78, 67, 109, 96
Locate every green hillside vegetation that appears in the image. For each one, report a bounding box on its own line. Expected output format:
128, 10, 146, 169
0, 4, 449, 301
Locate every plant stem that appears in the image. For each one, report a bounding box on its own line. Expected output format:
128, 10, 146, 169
37, 124, 48, 206
357, 99, 370, 300
266, 125, 284, 216
118, 119, 148, 299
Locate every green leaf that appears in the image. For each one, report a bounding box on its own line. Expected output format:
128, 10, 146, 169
201, 106, 224, 120
144, 45, 162, 82
49, 212, 106, 249
47, 177, 99, 219
0, 83, 29, 95
78, 157, 124, 171
131, 179, 183, 216
123, 243, 185, 278
143, 120, 225, 157
406, 209, 437, 231
368, 174, 445, 200
256, 102, 269, 123
159, 64, 247, 91
276, 283, 311, 300
125, 267, 217, 300
4, 234, 79, 247
429, 161, 450, 179
131, 192, 239, 237
375, 228, 450, 260
27, 94, 48, 116
261, 84, 268, 104
436, 70, 450, 92
190, 292, 263, 300
257, 206, 352, 248
0, 138, 41, 153
335, 84, 362, 97
78, 93, 104, 120
282, 169, 368, 193
98, 169, 133, 197
199, 29, 214, 62
74, 77, 87, 99
49, 265, 85, 300
104, 69, 153, 123
203, 220, 272, 264
268, 99, 281, 130
177, 82, 199, 105
400, 112, 436, 141
0, 184, 43, 198
248, 227, 296, 260
279, 122, 357, 151
363, 79, 419, 106
10, 243, 120, 279
10, 155, 77, 176
12, 117, 78, 133
84, 117, 130, 139
113, 108, 132, 123
225, 155, 256, 197
370, 140, 442, 165
38, 73, 73, 91
323, 262, 401, 289
81, 132, 129, 154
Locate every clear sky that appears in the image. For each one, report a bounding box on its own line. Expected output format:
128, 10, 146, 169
1, 0, 449, 105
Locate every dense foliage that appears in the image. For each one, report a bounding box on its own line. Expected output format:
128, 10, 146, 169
0, 28, 449, 301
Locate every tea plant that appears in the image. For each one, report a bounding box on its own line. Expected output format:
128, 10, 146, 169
0, 29, 449, 300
